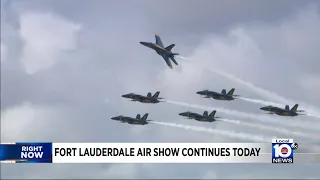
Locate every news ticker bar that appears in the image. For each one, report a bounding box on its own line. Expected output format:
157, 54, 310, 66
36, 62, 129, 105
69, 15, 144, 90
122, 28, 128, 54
0, 142, 319, 163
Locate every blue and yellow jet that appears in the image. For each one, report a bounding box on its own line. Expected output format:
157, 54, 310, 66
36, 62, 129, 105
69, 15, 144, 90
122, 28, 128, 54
140, 34, 179, 69
121, 91, 164, 104
111, 113, 152, 125
196, 88, 240, 101
260, 104, 305, 117
178, 110, 222, 122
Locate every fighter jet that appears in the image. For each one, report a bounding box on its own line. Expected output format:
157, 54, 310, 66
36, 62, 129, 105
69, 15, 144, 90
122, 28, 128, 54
178, 110, 222, 122
140, 34, 179, 69
121, 91, 164, 104
111, 113, 151, 125
196, 88, 240, 101
260, 104, 305, 117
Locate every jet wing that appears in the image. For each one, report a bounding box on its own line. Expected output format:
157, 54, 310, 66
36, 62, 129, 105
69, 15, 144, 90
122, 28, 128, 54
163, 56, 173, 69
155, 45, 170, 54
138, 94, 151, 99
272, 107, 287, 113
131, 95, 144, 101
127, 118, 136, 123
120, 117, 130, 123
209, 91, 219, 95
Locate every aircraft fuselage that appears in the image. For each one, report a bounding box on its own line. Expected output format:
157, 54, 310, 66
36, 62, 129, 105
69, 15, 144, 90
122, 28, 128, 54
260, 106, 298, 117
122, 94, 160, 104
111, 116, 149, 125
179, 112, 216, 122
274, 111, 298, 116
197, 91, 235, 101
211, 94, 235, 101
140, 42, 172, 57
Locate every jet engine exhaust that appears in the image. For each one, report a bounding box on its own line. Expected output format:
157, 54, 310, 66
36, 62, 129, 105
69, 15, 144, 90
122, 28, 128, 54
164, 100, 320, 131
150, 121, 272, 142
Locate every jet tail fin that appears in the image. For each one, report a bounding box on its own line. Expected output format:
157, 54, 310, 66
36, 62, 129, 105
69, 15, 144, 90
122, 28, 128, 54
209, 110, 216, 117
291, 104, 299, 111
203, 111, 208, 116
170, 56, 178, 65
221, 89, 227, 95
285, 105, 290, 111
165, 44, 175, 51
147, 92, 152, 98
141, 113, 149, 120
136, 114, 141, 119
227, 88, 235, 95
152, 91, 160, 98
155, 34, 164, 47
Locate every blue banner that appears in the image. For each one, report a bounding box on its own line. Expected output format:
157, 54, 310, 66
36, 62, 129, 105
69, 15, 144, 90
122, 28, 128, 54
0, 142, 52, 163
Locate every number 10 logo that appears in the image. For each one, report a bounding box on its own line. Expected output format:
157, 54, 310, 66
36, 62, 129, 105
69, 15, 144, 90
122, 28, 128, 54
272, 139, 295, 163
273, 144, 292, 158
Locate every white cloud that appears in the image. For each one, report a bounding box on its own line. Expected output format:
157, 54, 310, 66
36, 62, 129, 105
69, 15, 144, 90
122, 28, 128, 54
299, 74, 320, 93
0, 102, 57, 142
19, 12, 81, 74
299, 73, 320, 103
1, 43, 8, 63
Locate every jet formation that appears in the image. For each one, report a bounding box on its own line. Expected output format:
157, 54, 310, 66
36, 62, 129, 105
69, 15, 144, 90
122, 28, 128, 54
179, 110, 221, 122
140, 34, 179, 69
111, 34, 305, 125
260, 104, 305, 117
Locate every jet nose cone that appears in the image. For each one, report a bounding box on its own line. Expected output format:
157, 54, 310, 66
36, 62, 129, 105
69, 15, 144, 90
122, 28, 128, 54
196, 91, 203, 95
140, 42, 148, 46
122, 94, 130, 98
111, 116, 119, 120
260, 107, 266, 110
178, 113, 184, 116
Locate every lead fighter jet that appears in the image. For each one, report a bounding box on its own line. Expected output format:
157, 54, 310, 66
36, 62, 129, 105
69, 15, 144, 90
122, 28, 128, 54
140, 34, 179, 69
196, 88, 240, 101
178, 110, 222, 122
111, 113, 152, 125
121, 91, 164, 104
260, 104, 305, 117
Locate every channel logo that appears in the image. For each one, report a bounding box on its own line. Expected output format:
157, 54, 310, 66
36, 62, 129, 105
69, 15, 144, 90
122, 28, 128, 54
272, 139, 297, 163
272, 139, 298, 163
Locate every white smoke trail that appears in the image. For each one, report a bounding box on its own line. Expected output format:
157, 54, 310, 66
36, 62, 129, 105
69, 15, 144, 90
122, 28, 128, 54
238, 97, 283, 107
238, 97, 320, 120
181, 59, 284, 103
219, 118, 320, 140
150, 121, 273, 142
217, 118, 241, 124
305, 113, 320, 119
209, 68, 288, 103
208, 69, 320, 118
176, 56, 191, 61
182, 59, 320, 118
191, 117, 319, 139
164, 100, 320, 131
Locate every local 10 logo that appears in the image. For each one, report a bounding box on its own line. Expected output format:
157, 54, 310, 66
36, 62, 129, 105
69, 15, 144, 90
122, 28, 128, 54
272, 139, 298, 163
